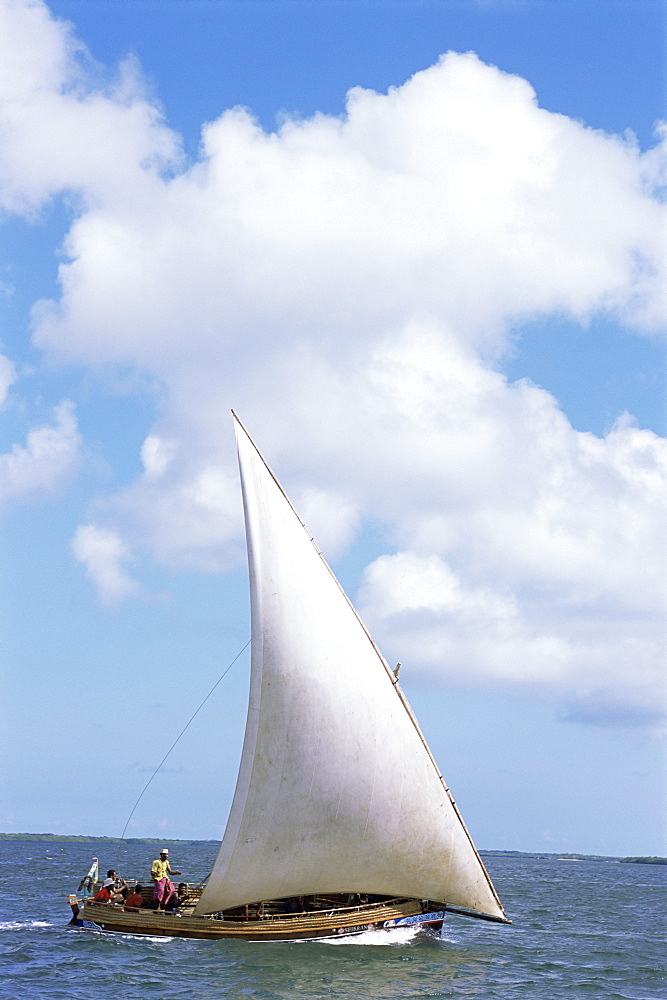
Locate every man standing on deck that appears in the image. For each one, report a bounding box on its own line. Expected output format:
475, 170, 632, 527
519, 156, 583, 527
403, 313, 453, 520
151, 848, 182, 910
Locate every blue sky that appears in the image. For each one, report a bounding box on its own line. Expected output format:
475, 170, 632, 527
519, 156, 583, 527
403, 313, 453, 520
0, 0, 665, 857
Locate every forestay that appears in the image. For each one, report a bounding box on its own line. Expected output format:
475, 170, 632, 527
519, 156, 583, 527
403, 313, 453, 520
195, 415, 506, 921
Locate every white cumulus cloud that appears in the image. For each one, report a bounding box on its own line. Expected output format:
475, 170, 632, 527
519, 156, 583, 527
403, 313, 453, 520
1, 0, 665, 724
0, 354, 16, 405
71, 523, 140, 606
140, 434, 176, 480
0, 0, 180, 215
0, 399, 80, 504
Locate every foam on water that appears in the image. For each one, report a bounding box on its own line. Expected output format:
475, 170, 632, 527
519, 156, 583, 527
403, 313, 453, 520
68, 924, 175, 945
0, 921, 52, 931
116, 933, 175, 944
320, 924, 422, 946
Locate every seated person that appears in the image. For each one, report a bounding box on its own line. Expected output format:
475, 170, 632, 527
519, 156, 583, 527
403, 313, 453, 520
106, 869, 126, 889
125, 884, 144, 910
104, 869, 127, 901
164, 882, 188, 911
92, 878, 119, 903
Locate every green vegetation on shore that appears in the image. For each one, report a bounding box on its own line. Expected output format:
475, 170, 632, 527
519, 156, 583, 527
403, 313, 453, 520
619, 856, 667, 865
480, 850, 620, 862
0, 833, 217, 845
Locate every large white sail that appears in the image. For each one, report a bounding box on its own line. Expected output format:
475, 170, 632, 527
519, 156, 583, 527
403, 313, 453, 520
195, 415, 506, 921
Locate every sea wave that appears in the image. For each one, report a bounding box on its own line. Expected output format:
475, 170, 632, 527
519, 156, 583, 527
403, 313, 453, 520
0, 921, 52, 931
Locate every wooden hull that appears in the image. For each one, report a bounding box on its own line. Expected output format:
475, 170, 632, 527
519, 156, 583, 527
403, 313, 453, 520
75, 898, 445, 941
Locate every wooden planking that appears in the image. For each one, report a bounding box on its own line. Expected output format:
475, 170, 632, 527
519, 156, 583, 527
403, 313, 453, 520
79, 898, 425, 941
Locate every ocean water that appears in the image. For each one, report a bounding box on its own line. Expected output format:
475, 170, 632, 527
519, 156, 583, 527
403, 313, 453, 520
0, 839, 664, 999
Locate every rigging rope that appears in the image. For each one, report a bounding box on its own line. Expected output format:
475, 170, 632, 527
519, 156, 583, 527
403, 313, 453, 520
120, 638, 251, 840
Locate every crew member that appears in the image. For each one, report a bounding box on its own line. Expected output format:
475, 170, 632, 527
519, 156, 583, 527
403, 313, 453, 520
151, 849, 182, 910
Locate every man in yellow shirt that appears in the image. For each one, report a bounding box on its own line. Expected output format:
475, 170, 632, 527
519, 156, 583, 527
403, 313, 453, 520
151, 849, 182, 910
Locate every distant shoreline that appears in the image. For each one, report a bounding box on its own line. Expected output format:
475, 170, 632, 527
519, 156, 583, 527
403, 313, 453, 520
479, 849, 666, 865
0, 832, 664, 864
0, 832, 218, 846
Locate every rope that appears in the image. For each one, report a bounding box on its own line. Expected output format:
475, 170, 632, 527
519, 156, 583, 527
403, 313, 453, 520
120, 638, 251, 839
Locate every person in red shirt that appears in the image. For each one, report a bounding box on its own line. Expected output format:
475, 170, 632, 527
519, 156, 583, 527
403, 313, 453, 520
92, 879, 116, 902
125, 884, 144, 910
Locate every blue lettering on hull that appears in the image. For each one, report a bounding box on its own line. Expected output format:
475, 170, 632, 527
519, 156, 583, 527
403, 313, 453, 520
383, 910, 446, 928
